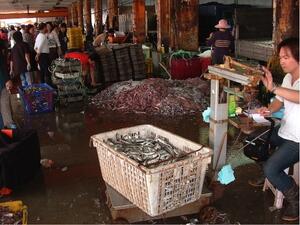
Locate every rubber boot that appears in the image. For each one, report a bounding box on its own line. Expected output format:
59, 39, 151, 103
281, 181, 299, 222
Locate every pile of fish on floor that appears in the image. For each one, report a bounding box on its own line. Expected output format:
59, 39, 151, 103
104, 132, 187, 168
90, 78, 210, 116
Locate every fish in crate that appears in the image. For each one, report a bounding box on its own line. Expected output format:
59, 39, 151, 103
91, 125, 212, 216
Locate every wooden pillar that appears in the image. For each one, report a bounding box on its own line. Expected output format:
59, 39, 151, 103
95, 0, 103, 35
72, 2, 78, 26
132, 0, 146, 43
274, 0, 299, 47
77, 0, 84, 30
108, 0, 118, 30
157, 0, 171, 50
84, 0, 92, 34
67, 7, 72, 26
173, 0, 199, 51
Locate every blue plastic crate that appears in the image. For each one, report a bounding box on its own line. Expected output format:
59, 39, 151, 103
18, 83, 54, 115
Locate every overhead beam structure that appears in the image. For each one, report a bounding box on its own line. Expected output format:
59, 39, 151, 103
0, 9, 68, 19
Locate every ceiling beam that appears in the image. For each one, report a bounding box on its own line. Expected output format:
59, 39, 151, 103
0, 10, 68, 19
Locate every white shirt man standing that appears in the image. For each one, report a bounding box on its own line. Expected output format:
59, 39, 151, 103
34, 23, 51, 84
8, 25, 16, 48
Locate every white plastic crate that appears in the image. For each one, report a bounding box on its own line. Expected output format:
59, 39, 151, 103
91, 125, 212, 216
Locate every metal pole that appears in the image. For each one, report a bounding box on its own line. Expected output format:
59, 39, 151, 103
209, 79, 228, 170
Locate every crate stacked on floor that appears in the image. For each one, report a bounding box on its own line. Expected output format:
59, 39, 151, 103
67, 27, 84, 50
95, 47, 119, 83
50, 58, 85, 105
129, 44, 147, 80
112, 44, 133, 81
95, 44, 147, 83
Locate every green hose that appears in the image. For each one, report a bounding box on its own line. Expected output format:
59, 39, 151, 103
169, 50, 198, 66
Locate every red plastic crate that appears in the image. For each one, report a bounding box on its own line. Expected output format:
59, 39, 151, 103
170, 57, 201, 80
171, 57, 212, 80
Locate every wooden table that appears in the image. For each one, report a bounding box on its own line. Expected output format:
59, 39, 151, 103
229, 115, 272, 135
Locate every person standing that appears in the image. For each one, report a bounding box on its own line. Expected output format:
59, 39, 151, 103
33, 22, 39, 40
10, 31, 32, 87
46, 22, 61, 63
20, 24, 26, 36
0, 29, 9, 65
23, 24, 38, 83
0, 29, 8, 42
7, 25, 16, 48
34, 23, 51, 84
58, 23, 68, 55
258, 37, 299, 222
0, 38, 16, 128
93, 32, 108, 47
206, 19, 234, 65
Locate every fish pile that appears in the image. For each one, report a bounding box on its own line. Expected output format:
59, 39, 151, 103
0, 206, 23, 224
104, 132, 186, 168
91, 78, 210, 116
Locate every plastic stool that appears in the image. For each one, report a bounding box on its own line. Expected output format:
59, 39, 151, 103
263, 162, 299, 209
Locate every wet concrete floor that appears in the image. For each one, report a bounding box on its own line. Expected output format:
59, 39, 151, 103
2, 96, 298, 224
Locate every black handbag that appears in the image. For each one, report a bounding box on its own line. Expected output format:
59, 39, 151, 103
243, 118, 275, 162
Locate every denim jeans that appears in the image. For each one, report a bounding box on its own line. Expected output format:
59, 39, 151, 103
263, 126, 299, 192
20, 72, 32, 86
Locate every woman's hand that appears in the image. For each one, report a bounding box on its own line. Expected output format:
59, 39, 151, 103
35, 54, 40, 62
261, 67, 274, 92
256, 107, 272, 117
206, 32, 213, 40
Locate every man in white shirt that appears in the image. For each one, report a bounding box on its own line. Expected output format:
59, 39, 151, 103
7, 25, 16, 48
258, 37, 299, 222
34, 23, 51, 84
20, 25, 26, 35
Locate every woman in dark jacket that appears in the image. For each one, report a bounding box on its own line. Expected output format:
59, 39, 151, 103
58, 23, 68, 55
23, 24, 38, 83
206, 19, 234, 65
10, 31, 32, 86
